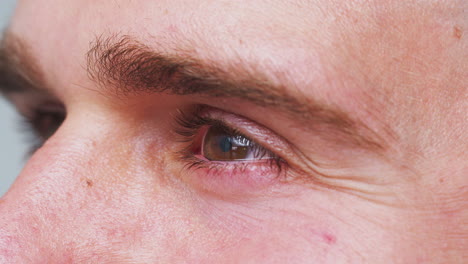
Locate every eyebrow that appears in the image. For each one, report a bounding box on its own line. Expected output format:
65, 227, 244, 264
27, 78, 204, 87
0, 32, 46, 95
0, 33, 387, 151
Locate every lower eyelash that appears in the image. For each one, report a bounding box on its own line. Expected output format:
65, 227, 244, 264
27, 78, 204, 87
178, 154, 288, 193
179, 153, 285, 172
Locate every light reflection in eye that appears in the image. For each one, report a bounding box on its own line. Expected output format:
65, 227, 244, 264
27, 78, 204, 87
201, 125, 275, 161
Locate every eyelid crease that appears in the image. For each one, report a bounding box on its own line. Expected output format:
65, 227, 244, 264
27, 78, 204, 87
197, 107, 297, 161
173, 104, 291, 154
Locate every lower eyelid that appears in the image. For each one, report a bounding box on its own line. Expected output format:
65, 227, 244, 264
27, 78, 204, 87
181, 159, 286, 197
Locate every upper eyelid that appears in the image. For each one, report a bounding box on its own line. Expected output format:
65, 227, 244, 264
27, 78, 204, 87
176, 105, 295, 161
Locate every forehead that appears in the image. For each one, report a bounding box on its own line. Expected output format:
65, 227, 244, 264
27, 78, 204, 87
9, 0, 459, 75
0, 3, 414, 80
8, 0, 466, 115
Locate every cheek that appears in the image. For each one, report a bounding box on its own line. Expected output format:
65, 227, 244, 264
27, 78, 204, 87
179, 164, 283, 199
1, 120, 358, 263
186, 193, 343, 263
221, 228, 337, 263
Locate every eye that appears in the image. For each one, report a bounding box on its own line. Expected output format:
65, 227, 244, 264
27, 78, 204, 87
24, 102, 66, 145
173, 105, 285, 170
202, 125, 275, 162
173, 106, 288, 196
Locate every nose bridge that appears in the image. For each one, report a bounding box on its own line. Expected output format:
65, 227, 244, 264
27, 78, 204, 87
0, 113, 149, 255
0, 106, 126, 203
0, 132, 99, 254
0, 116, 179, 261
0, 229, 22, 263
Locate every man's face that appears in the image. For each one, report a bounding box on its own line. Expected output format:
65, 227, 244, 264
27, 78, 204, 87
0, 0, 466, 262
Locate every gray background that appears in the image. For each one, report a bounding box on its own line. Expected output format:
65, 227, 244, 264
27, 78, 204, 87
1, 0, 26, 197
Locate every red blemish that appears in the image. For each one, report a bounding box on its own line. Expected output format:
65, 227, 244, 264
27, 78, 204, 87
322, 233, 337, 245
167, 24, 179, 33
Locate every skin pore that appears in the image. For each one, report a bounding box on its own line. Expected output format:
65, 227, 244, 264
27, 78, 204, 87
0, 0, 467, 263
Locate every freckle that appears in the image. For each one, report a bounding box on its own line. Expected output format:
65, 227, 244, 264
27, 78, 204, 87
86, 179, 93, 187
322, 233, 337, 245
453, 26, 462, 39
439, 178, 445, 183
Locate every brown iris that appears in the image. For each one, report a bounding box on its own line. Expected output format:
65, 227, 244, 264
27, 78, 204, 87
202, 125, 254, 161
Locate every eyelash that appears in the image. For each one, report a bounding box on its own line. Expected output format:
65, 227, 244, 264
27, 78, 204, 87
20, 103, 66, 153
173, 106, 286, 174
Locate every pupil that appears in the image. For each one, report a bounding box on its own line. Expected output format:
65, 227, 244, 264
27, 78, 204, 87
219, 137, 232, 152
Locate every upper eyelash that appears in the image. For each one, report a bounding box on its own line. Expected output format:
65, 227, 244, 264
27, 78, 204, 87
174, 106, 242, 140
173, 106, 212, 140
173, 105, 251, 147
18, 116, 44, 156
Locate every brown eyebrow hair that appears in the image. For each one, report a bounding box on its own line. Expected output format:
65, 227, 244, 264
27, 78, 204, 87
0, 32, 46, 95
0, 33, 387, 151
87, 35, 387, 151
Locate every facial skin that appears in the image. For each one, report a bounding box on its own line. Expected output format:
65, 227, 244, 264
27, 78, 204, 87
0, 0, 466, 263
